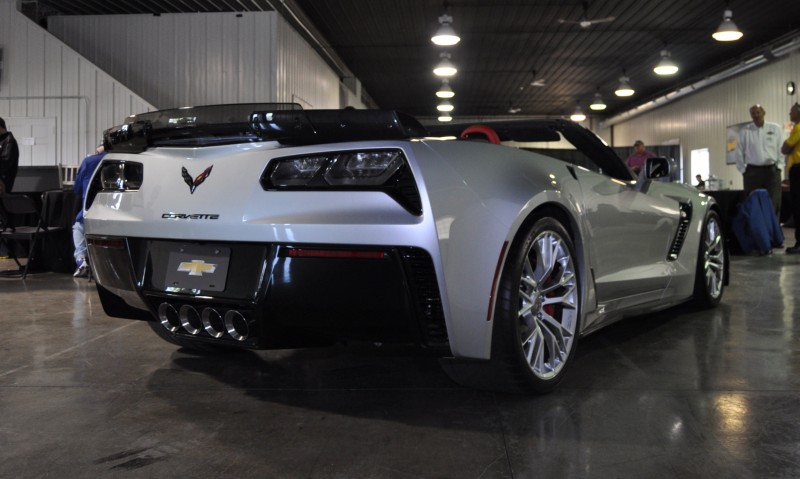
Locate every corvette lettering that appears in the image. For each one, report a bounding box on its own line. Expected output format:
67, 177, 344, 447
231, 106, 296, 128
162, 213, 220, 220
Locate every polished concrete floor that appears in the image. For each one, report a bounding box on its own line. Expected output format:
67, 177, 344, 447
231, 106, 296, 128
1, 245, 800, 478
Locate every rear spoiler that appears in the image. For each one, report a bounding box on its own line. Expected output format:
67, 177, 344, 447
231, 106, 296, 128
103, 104, 428, 153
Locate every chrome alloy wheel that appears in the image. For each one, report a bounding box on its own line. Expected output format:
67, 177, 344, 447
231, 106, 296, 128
518, 229, 579, 380
703, 215, 725, 299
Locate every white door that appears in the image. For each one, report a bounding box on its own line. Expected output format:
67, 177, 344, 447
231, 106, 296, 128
6, 117, 57, 166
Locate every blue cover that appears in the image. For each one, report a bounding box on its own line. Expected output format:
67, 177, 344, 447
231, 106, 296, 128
732, 189, 784, 254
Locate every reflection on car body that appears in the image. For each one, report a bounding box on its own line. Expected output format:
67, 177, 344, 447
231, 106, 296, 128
84, 104, 727, 393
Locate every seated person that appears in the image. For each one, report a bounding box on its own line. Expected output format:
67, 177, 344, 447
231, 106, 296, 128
72, 145, 106, 277
695, 174, 706, 190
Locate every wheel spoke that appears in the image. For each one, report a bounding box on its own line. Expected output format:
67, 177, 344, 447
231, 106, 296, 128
522, 325, 544, 366
534, 234, 558, 284
540, 271, 575, 295
702, 218, 725, 299
515, 225, 580, 381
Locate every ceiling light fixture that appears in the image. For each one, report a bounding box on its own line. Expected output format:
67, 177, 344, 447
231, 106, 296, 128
431, 4, 460, 46
438, 114, 453, 122
436, 80, 455, 98
712, 9, 743, 42
589, 92, 607, 111
437, 99, 454, 112
653, 49, 679, 75
570, 104, 586, 122
615, 74, 635, 97
433, 52, 457, 77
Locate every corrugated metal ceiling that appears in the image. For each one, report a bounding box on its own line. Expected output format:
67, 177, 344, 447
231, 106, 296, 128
20, 0, 800, 119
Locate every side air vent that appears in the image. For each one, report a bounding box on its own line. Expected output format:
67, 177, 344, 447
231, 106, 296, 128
668, 201, 693, 260
400, 248, 448, 347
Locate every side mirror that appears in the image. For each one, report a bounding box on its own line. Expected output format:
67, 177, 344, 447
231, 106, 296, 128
645, 157, 671, 179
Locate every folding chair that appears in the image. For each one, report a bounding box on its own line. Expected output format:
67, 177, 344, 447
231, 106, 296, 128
0, 193, 65, 279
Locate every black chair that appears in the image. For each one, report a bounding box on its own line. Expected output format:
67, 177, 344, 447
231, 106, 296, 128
0, 193, 65, 279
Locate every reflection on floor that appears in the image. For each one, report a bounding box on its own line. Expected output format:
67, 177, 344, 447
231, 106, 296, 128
1, 245, 799, 478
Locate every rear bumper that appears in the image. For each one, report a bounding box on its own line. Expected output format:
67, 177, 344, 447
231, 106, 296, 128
87, 235, 449, 351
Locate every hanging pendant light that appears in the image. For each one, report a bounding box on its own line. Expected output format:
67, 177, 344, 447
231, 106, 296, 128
436, 80, 455, 98
570, 104, 586, 122
433, 52, 457, 77
589, 92, 607, 111
653, 49, 679, 75
712, 9, 743, 42
431, 6, 460, 46
615, 74, 634, 97
437, 99, 454, 112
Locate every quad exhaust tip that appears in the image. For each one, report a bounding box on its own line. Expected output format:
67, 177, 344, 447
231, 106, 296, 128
158, 302, 250, 341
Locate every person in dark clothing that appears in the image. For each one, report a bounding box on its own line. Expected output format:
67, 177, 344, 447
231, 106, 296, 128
0, 117, 20, 194
695, 174, 706, 190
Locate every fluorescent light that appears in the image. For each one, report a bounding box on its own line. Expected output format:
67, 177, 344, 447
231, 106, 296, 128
713, 9, 743, 42
438, 114, 453, 122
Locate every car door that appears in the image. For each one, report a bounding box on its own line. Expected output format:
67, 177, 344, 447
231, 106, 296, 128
570, 165, 680, 308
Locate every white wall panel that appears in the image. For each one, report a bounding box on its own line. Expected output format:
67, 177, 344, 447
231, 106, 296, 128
48, 12, 302, 110
274, 16, 340, 109
611, 52, 800, 188
0, 0, 154, 167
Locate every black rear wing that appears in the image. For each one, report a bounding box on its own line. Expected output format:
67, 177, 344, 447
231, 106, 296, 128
103, 104, 428, 153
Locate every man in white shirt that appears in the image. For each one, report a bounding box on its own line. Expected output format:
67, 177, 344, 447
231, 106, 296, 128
735, 104, 784, 215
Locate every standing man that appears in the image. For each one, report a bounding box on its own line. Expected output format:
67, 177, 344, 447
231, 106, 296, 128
0, 117, 20, 194
626, 140, 655, 175
782, 103, 800, 254
735, 104, 784, 216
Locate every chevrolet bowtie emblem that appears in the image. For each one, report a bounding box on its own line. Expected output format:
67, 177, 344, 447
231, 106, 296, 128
177, 260, 217, 276
182, 165, 213, 194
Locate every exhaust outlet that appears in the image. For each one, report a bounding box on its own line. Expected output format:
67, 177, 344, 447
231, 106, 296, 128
201, 307, 225, 338
224, 310, 250, 341
179, 305, 202, 335
157, 303, 180, 332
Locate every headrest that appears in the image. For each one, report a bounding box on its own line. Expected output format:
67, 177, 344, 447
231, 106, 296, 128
459, 125, 501, 145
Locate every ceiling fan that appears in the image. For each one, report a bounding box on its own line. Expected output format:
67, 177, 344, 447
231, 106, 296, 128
557, 1, 615, 29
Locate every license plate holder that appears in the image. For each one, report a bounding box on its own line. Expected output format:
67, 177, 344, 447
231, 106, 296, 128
163, 244, 231, 292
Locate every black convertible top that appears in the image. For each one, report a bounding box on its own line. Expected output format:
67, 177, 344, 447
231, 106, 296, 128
103, 104, 429, 153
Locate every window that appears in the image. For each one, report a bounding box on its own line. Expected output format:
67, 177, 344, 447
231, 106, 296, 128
690, 148, 709, 187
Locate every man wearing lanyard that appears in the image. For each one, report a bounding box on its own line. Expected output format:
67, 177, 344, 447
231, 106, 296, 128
735, 104, 784, 216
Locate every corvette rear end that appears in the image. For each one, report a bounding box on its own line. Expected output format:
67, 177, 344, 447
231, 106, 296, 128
85, 104, 726, 393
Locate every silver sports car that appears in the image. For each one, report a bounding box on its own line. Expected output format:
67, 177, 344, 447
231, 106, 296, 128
85, 104, 726, 393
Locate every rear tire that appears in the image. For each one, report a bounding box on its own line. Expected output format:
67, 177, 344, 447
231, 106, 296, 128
692, 210, 725, 307
442, 216, 581, 394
